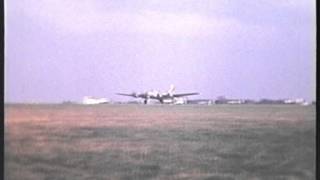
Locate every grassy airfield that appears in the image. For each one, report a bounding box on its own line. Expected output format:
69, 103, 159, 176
5, 104, 315, 180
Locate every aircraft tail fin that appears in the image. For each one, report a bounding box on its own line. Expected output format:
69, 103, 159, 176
168, 84, 175, 95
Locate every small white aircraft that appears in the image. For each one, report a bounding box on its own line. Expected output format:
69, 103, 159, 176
82, 96, 109, 105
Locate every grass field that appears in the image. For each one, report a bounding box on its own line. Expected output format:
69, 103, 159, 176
4, 104, 315, 180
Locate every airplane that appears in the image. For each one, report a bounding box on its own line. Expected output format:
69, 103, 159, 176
82, 96, 109, 105
116, 85, 199, 104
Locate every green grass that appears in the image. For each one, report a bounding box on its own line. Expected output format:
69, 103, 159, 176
5, 104, 315, 180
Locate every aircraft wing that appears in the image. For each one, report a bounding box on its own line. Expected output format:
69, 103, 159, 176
116, 93, 136, 97
173, 93, 199, 98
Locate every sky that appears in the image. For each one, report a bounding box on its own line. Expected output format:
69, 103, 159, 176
5, 0, 316, 103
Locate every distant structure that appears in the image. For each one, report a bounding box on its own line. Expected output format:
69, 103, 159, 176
61, 101, 76, 105
173, 97, 188, 105
187, 99, 213, 105
82, 96, 109, 105
300, 102, 310, 106
258, 98, 309, 105
213, 96, 310, 106
215, 96, 245, 104
258, 98, 286, 104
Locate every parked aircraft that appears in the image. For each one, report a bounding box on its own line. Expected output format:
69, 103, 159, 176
82, 96, 109, 105
116, 85, 199, 104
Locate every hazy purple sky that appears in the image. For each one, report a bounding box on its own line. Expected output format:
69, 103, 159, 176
5, 0, 316, 103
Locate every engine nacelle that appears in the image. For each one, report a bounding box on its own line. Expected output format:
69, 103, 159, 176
132, 92, 138, 97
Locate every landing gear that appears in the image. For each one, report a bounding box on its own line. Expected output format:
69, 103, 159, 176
159, 99, 164, 104
144, 99, 148, 104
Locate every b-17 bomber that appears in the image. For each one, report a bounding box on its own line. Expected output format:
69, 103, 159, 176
117, 85, 199, 104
